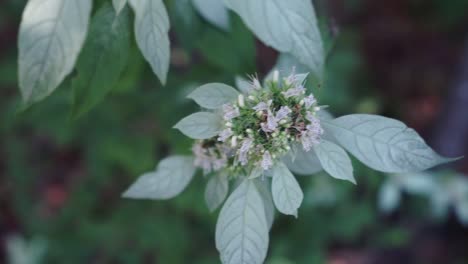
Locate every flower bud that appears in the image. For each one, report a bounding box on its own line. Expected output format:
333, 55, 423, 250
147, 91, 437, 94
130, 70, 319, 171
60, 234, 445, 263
299, 99, 305, 106
248, 95, 256, 101
231, 136, 237, 147
256, 111, 263, 117
225, 122, 232, 127
273, 70, 279, 83
238, 94, 245, 108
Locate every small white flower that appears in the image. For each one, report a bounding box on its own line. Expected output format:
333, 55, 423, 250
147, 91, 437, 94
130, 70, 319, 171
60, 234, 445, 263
304, 94, 317, 108
261, 151, 273, 170
231, 136, 238, 147
253, 100, 272, 111
218, 128, 233, 142
282, 85, 305, 98
222, 104, 240, 120
275, 106, 292, 121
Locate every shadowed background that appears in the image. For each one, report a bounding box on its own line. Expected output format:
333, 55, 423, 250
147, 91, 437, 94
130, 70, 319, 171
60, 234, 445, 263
1, 0, 468, 263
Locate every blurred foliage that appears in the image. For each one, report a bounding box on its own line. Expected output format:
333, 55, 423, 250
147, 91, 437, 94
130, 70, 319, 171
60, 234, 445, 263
1, 0, 468, 263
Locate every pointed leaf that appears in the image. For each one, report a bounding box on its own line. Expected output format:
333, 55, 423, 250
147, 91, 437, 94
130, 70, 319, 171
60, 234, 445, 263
72, 3, 131, 117
174, 112, 223, 139
192, 0, 230, 30
123, 156, 195, 200
323, 114, 456, 173
271, 162, 304, 217
113, 0, 127, 15
129, 0, 170, 84
283, 143, 322, 175
188, 83, 239, 109
314, 140, 355, 184
18, 0, 92, 104
205, 174, 229, 212
215, 179, 269, 264
225, 0, 324, 77
254, 179, 275, 229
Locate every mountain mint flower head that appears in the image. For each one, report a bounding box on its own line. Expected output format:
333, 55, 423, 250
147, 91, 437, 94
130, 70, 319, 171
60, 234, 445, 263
217, 70, 323, 171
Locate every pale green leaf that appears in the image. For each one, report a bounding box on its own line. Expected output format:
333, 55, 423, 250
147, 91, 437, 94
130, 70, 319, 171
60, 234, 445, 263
205, 174, 229, 212
235, 76, 252, 94
225, 0, 324, 77
314, 140, 355, 184
174, 112, 223, 139
323, 114, 456, 173
271, 162, 303, 217
72, 3, 130, 117
192, 0, 230, 30
18, 0, 92, 104
129, 0, 170, 84
188, 83, 239, 109
122, 156, 195, 199
215, 179, 269, 264
112, 0, 127, 15
254, 178, 275, 229
283, 143, 322, 175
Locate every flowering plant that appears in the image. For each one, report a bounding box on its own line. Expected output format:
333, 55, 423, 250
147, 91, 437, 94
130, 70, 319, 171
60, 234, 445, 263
123, 70, 455, 264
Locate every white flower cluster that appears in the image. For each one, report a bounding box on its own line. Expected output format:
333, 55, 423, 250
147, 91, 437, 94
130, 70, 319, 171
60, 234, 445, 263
192, 71, 324, 173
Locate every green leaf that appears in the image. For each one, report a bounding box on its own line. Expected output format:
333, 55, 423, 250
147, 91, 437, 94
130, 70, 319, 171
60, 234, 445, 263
271, 162, 304, 217
71, 3, 130, 117
122, 156, 196, 200
323, 114, 456, 173
196, 16, 255, 74
283, 143, 322, 175
174, 112, 223, 139
378, 181, 401, 213
225, 0, 324, 77
205, 174, 229, 212
192, 0, 230, 30
215, 179, 269, 264
254, 178, 275, 229
18, 0, 92, 104
129, 0, 170, 84
112, 0, 127, 15
314, 140, 355, 184
188, 83, 239, 109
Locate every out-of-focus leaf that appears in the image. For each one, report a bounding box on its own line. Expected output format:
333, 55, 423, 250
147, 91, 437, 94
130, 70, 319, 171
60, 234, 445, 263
112, 0, 127, 14
18, 0, 92, 104
192, 0, 230, 30
129, 0, 170, 84
174, 112, 222, 139
225, 0, 324, 78
123, 156, 196, 200
72, 3, 130, 117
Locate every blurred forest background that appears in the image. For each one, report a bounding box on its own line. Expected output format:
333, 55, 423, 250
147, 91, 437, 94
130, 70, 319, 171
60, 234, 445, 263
1, 0, 468, 263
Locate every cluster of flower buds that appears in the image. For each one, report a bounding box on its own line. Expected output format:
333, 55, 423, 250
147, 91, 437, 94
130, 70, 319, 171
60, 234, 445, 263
192, 70, 324, 174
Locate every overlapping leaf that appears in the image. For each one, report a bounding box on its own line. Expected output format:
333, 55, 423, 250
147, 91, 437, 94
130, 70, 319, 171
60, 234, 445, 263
18, 0, 92, 104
